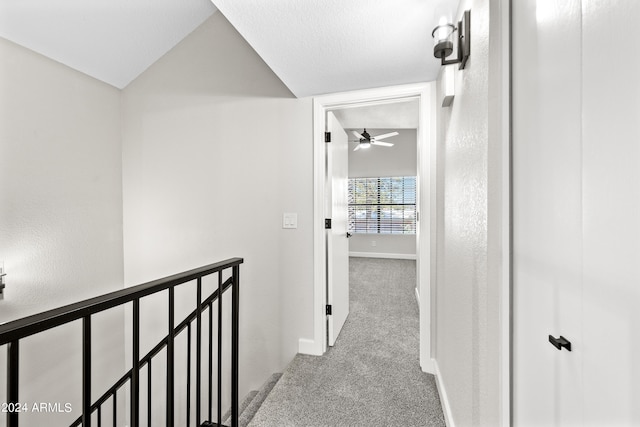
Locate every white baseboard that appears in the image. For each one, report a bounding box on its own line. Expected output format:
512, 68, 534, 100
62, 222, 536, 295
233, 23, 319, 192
420, 357, 435, 375
298, 338, 322, 356
434, 360, 455, 427
349, 252, 417, 260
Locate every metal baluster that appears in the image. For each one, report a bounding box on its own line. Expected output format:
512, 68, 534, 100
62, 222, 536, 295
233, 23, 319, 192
196, 278, 202, 426
7, 340, 19, 427
217, 272, 223, 426
187, 323, 191, 427
147, 360, 152, 427
98, 406, 102, 427
231, 266, 240, 427
132, 299, 140, 427
112, 392, 116, 427
83, 316, 92, 427
208, 302, 213, 423
167, 288, 175, 427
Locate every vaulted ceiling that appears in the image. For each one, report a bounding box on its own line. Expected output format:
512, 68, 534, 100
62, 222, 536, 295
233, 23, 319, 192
0, 0, 459, 97
0, 0, 218, 89
212, 0, 459, 97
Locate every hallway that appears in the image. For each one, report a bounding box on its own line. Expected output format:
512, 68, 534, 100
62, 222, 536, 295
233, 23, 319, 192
249, 257, 445, 426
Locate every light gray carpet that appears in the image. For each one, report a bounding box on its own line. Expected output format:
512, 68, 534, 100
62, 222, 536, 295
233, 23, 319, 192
248, 257, 445, 427
225, 373, 283, 427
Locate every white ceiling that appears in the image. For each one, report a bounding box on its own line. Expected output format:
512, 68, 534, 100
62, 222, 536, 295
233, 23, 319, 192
333, 99, 419, 130
0, 0, 217, 89
0, 0, 459, 95
213, 0, 460, 97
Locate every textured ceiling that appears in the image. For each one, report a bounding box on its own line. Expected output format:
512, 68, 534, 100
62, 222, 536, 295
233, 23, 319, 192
212, 0, 460, 97
0, 0, 217, 89
0, 0, 459, 95
333, 99, 419, 130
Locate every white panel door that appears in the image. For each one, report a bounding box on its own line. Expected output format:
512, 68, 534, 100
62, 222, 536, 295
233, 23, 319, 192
326, 111, 349, 346
515, 1, 640, 425
513, 0, 584, 425
581, 1, 640, 424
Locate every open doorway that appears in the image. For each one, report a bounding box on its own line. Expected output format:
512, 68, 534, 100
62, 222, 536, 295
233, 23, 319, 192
327, 101, 420, 347
301, 83, 436, 374
335, 100, 419, 261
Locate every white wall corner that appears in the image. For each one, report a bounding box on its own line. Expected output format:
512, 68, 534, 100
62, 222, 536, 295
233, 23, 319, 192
434, 360, 455, 427
440, 65, 455, 107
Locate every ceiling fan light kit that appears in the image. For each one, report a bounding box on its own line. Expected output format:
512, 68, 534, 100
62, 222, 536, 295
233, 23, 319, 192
351, 129, 399, 151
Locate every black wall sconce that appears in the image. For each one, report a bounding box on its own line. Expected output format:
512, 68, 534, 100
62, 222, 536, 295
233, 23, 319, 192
432, 10, 471, 70
0, 262, 5, 300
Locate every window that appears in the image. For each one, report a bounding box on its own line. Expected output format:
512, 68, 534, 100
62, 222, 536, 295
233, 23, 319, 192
348, 176, 417, 234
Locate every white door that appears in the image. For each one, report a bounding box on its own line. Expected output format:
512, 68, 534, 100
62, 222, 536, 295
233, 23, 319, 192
514, 1, 640, 425
326, 111, 349, 346
513, 0, 584, 424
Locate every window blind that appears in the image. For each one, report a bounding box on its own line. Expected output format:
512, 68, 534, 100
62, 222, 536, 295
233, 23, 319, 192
348, 176, 417, 234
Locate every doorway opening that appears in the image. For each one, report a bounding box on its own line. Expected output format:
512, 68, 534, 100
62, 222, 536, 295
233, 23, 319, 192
301, 83, 436, 374
328, 101, 420, 348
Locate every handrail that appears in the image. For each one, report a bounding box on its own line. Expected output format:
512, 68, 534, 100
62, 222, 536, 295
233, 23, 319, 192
68, 275, 235, 427
1, 257, 244, 427
0, 257, 243, 345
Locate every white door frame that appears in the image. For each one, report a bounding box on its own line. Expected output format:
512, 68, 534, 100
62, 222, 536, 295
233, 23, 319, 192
300, 82, 437, 374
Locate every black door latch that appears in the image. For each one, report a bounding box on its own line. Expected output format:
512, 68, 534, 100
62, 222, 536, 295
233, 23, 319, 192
549, 335, 572, 351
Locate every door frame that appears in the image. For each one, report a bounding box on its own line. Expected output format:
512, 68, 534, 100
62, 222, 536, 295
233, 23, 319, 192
301, 82, 436, 374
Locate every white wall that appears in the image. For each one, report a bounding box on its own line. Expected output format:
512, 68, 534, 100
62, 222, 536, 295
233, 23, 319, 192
0, 38, 125, 426
348, 128, 417, 258
121, 11, 314, 413
434, 0, 504, 425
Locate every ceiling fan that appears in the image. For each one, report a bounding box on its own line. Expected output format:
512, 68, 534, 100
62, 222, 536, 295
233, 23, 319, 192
351, 129, 399, 151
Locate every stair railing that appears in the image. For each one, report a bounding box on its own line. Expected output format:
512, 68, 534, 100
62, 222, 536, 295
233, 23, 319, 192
0, 257, 243, 427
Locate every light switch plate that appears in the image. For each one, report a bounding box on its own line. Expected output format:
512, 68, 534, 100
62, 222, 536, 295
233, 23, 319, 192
283, 213, 298, 229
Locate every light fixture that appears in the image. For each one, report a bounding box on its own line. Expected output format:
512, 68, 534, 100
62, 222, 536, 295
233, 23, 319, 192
0, 262, 5, 300
432, 10, 471, 70
358, 129, 372, 149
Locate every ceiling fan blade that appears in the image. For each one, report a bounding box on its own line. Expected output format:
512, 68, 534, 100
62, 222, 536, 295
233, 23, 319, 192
373, 131, 399, 140
372, 141, 394, 147
351, 131, 365, 140
353, 145, 361, 151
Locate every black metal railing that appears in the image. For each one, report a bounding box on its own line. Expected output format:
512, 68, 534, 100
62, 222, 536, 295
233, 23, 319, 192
0, 257, 243, 427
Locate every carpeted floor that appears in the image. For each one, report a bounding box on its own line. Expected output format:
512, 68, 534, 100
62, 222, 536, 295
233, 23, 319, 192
248, 257, 446, 427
